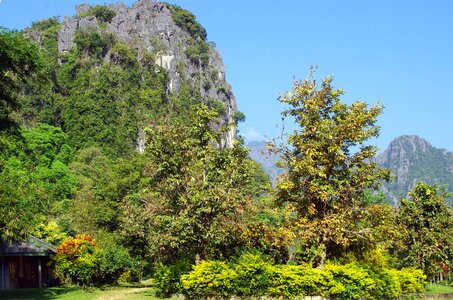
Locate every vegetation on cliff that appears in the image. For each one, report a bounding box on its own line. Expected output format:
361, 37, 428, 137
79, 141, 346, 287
0, 2, 451, 298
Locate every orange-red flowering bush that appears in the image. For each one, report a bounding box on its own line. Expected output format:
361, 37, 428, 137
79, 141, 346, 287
54, 234, 102, 285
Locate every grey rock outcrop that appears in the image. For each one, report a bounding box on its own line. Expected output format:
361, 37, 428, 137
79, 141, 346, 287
377, 135, 453, 206
56, 0, 237, 148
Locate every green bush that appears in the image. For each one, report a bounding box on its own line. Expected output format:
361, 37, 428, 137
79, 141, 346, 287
324, 263, 376, 300
234, 111, 246, 123
366, 267, 402, 299
268, 264, 337, 298
185, 41, 210, 67
155, 259, 192, 296
74, 28, 115, 58
233, 253, 272, 296
170, 5, 207, 41
179, 255, 426, 299
30, 17, 60, 59
364, 266, 425, 299
181, 260, 237, 298
206, 99, 225, 116
98, 239, 134, 284
397, 267, 426, 294
80, 5, 116, 23
109, 42, 137, 68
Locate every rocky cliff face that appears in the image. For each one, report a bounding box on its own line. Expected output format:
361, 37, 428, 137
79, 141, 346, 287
55, 0, 237, 148
377, 135, 453, 205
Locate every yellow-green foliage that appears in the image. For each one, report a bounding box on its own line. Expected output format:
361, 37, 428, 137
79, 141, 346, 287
181, 260, 237, 298
324, 263, 376, 300
32, 220, 68, 246
398, 267, 426, 294
233, 253, 272, 296
267, 265, 337, 298
180, 253, 426, 300
155, 260, 192, 296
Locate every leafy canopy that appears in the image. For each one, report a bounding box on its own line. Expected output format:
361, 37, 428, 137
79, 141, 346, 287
0, 124, 76, 241
0, 28, 42, 128
123, 104, 256, 263
274, 74, 390, 265
394, 182, 453, 280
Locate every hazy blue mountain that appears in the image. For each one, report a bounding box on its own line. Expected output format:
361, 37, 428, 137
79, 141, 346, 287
247, 140, 283, 183
248, 136, 453, 205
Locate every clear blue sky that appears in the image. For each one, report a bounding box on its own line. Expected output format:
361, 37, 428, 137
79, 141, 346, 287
1, 0, 452, 152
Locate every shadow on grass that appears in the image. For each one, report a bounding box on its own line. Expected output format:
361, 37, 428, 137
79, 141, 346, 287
0, 287, 94, 300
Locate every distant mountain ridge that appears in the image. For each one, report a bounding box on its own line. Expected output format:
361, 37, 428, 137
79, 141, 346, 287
377, 135, 453, 205
247, 136, 453, 205
247, 140, 283, 183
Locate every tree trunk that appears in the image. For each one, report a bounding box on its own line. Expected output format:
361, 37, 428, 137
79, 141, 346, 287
317, 242, 326, 269
195, 242, 206, 265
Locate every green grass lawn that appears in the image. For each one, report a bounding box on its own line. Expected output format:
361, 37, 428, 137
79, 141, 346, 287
410, 282, 453, 300
2, 282, 452, 300
0, 287, 102, 300
0, 286, 181, 300
424, 283, 453, 294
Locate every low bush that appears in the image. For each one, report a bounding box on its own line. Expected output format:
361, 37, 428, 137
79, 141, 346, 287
169, 5, 207, 41
324, 263, 376, 300
98, 239, 134, 284
398, 267, 426, 294
185, 41, 210, 67
181, 260, 237, 298
74, 28, 116, 59
268, 264, 337, 298
179, 253, 426, 299
155, 259, 192, 296
232, 252, 272, 296
366, 267, 402, 299
53, 234, 102, 285
54, 234, 142, 286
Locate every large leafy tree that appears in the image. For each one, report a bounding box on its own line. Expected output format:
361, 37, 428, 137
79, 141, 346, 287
395, 182, 453, 280
274, 75, 390, 266
68, 147, 143, 234
0, 124, 76, 241
121, 105, 255, 263
0, 28, 42, 129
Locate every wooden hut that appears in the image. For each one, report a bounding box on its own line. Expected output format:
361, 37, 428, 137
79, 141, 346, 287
0, 236, 56, 289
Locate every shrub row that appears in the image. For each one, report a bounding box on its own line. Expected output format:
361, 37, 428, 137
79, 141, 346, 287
178, 253, 425, 299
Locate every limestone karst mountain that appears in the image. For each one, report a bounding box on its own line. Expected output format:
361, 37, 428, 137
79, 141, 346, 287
25, 0, 238, 154
377, 135, 453, 205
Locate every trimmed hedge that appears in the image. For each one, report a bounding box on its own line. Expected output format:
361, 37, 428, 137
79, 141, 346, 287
179, 253, 426, 299
180, 260, 237, 298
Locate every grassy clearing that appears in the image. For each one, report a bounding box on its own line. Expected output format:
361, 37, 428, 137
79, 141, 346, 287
0, 287, 101, 300
408, 283, 453, 300
2, 282, 452, 300
423, 283, 453, 294
0, 285, 181, 300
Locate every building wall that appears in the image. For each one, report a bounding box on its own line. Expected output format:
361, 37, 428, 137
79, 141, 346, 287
0, 256, 54, 289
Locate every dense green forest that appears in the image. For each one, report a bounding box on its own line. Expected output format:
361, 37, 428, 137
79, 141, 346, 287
0, 2, 452, 299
